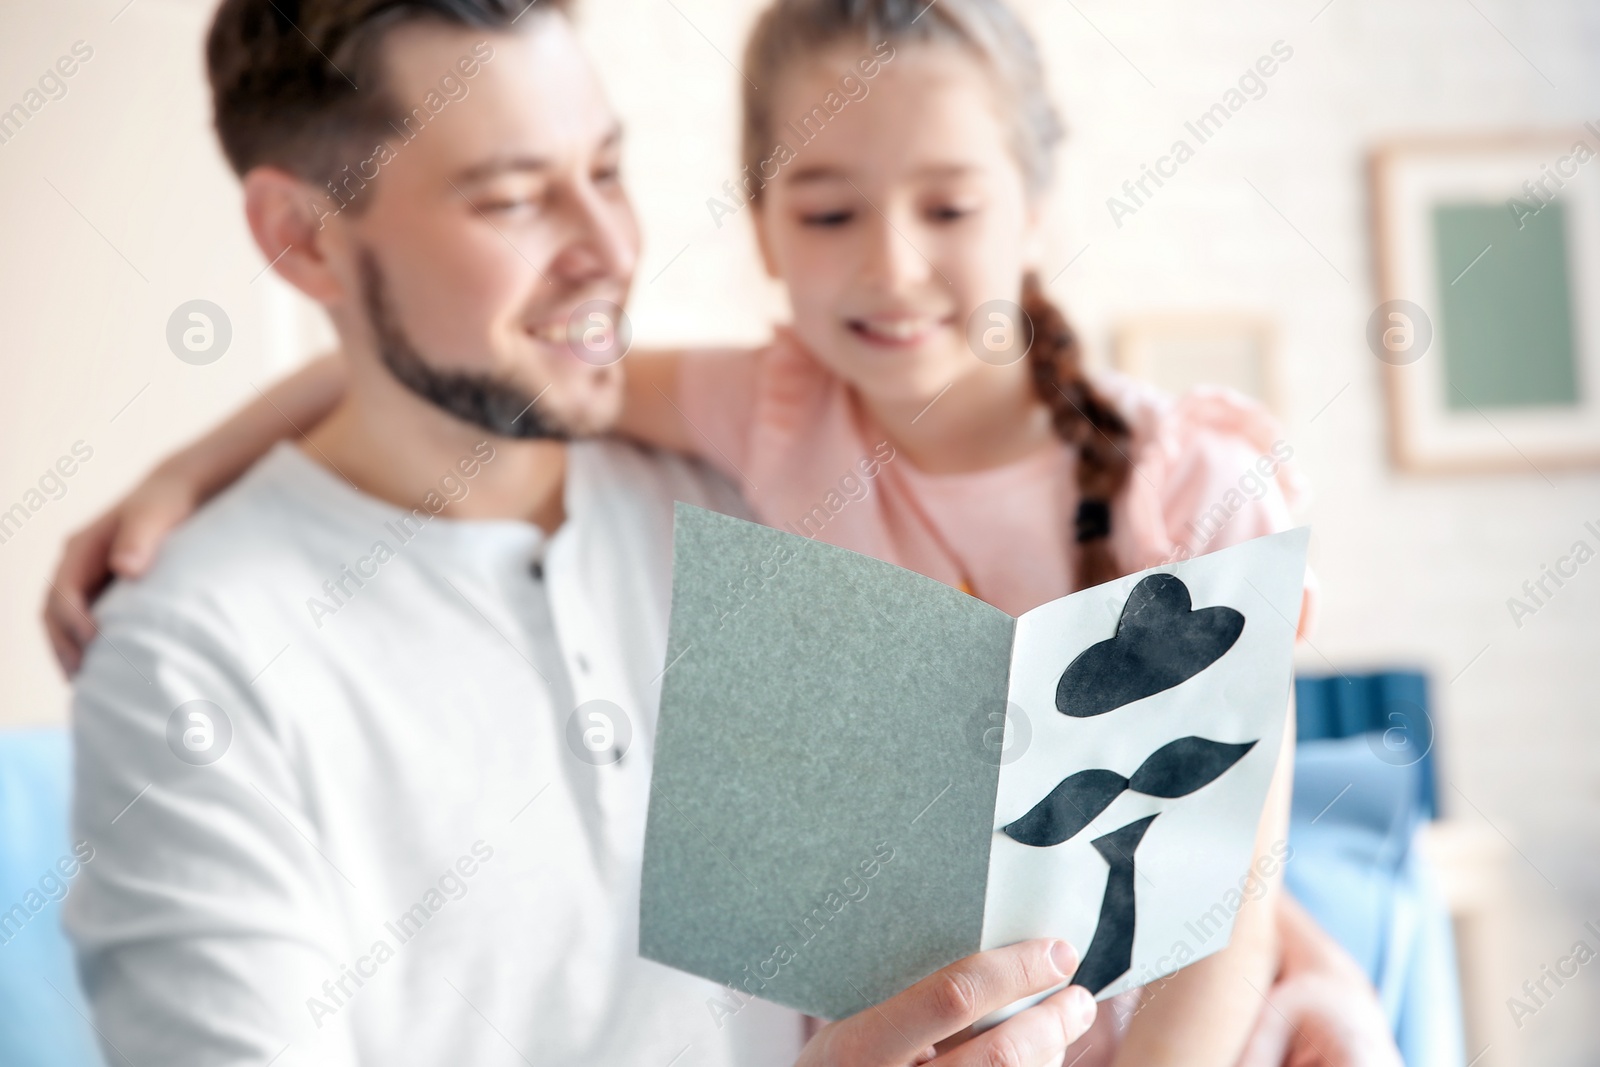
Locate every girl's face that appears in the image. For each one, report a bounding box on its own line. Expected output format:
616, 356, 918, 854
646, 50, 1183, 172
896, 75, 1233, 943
755, 43, 1040, 410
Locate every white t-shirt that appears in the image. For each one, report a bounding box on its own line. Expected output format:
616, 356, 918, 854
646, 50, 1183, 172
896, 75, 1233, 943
64, 439, 806, 1067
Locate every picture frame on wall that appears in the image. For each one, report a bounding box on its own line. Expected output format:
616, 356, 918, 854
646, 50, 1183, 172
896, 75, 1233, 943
1112, 315, 1281, 418
1369, 131, 1600, 474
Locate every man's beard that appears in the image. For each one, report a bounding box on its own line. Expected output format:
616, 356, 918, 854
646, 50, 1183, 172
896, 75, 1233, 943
359, 250, 570, 440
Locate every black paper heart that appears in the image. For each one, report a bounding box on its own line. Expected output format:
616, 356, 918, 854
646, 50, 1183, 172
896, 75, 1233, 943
1001, 736, 1257, 847
1056, 574, 1244, 718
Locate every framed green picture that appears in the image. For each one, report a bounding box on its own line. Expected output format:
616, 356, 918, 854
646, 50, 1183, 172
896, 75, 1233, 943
1370, 132, 1600, 472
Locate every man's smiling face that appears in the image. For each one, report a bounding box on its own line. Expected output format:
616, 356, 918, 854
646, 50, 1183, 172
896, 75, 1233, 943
317, 14, 639, 437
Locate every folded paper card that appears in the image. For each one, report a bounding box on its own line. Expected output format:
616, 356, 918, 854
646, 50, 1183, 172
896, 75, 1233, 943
640, 504, 1309, 1021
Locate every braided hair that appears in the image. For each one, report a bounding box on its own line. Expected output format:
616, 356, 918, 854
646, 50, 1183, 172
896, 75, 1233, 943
1021, 271, 1132, 587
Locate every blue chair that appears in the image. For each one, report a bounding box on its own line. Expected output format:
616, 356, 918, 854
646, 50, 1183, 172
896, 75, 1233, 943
0, 727, 104, 1067
1289, 671, 1466, 1067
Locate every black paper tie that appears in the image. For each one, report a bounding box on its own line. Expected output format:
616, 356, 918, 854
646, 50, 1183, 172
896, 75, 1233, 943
1070, 814, 1157, 994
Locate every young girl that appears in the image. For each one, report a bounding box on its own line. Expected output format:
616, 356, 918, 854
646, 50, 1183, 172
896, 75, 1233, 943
48, 1, 1319, 1063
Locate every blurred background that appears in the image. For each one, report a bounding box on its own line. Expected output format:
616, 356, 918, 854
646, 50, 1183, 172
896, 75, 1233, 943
1, 0, 1597, 1064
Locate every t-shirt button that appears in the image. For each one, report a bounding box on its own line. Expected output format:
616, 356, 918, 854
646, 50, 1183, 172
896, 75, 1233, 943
529, 560, 544, 581
575, 653, 590, 673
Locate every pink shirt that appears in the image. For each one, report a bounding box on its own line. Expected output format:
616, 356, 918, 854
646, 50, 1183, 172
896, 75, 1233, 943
677, 329, 1317, 635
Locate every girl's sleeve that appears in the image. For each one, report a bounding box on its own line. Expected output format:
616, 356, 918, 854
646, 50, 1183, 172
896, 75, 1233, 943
1155, 386, 1320, 641
673, 347, 767, 484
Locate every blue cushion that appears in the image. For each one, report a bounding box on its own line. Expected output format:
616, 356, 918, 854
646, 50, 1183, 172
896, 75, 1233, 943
0, 728, 103, 1067
1289, 735, 1465, 1067
1295, 671, 1437, 817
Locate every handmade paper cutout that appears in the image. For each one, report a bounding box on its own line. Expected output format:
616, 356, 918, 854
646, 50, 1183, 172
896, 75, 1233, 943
1129, 736, 1257, 797
1002, 769, 1129, 847
1071, 814, 1157, 994
1056, 574, 1245, 718
1002, 737, 1257, 847
641, 505, 1309, 1019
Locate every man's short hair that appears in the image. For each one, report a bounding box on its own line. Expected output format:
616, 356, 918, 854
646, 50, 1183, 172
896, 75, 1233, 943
206, 0, 575, 189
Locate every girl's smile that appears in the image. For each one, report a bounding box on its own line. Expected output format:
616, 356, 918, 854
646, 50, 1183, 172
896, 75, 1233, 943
845, 312, 957, 348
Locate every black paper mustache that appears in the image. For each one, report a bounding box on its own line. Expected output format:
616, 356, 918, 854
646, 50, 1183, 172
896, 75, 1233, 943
1057, 573, 1245, 718
1002, 736, 1257, 847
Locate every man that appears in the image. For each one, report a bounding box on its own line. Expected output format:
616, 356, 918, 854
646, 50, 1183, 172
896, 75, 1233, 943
58, 2, 1099, 1065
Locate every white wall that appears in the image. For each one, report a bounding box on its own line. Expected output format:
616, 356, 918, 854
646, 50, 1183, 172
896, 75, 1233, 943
0, 0, 332, 728
1, 0, 1596, 1063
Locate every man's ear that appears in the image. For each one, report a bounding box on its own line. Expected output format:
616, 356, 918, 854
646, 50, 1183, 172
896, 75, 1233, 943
241, 166, 349, 304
